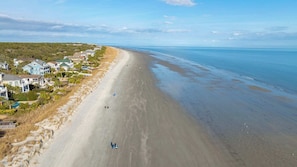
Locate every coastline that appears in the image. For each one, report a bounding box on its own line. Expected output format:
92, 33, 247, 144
4, 47, 276, 166
30, 49, 236, 167
0, 48, 240, 167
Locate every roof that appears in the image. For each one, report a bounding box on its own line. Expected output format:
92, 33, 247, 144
57, 58, 72, 63
22, 64, 33, 69
34, 59, 46, 66
47, 61, 57, 64
73, 52, 83, 57
2, 74, 22, 81
19, 75, 41, 79
60, 62, 70, 67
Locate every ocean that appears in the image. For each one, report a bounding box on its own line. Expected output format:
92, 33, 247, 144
141, 47, 297, 95
128, 46, 297, 166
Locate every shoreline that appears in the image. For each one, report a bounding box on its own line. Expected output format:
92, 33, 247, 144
33, 49, 236, 167
2, 48, 243, 166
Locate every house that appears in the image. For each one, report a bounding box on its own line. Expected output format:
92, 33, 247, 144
59, 63, 71, 71
83, 50, 95, 57
47, 61, 59, 71
13, 58, 23, 67
0, 86, 8, 99
14, 58, 34, 67
19, 75, 46, 88
0, 62, 9, 70
67, 53, 86, 64
56, 58, 74, 70
0, 73, 29, 93
22, 59, 51, 75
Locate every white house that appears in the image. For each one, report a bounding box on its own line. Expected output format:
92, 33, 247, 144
0, 73, 30, 93
47, 61, 59, 71
83, 50, 95, 57
19, 75, 46, 88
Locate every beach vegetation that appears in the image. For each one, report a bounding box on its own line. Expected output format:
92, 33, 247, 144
0, 42, 96, 61
37, 91, 51, 105
74, 62, 82, 70
0, 109, 16, 115
12, 91, 38, 101
0, 100, 13, 110
18, 103, 30, 110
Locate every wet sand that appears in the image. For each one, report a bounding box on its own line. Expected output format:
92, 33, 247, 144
32, 49, 238, 167
151, 51, 297, 167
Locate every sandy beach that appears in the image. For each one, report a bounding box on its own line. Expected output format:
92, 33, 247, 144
4, 48, 239, 167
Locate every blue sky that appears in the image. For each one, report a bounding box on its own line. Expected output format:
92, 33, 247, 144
1, 0, 297, 47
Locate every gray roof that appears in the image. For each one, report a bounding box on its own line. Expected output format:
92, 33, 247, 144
3, 74, 22, 81
35, 59, 46, 66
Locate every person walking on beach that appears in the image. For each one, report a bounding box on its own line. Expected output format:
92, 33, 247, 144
110, 142, 118, 149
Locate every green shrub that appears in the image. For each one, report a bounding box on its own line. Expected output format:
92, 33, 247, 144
13, 91, 38, 101
0, 109, 16, 115
19, 103, 30, 109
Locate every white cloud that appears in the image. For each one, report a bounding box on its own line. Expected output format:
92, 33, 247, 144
164, 21, 173, 24
162, 0, 196, 6
163, 15, 176, 20
50, 25, 64, 29
165, 29, 191, 33
232, 32, 242, 36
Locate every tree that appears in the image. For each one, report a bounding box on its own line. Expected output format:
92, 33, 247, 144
38, 91, 51, 105
74, 62, 82, 71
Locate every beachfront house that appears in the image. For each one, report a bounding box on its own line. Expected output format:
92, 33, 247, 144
59, 63, 71, 71
67, 52, 87, 64
22, 59, 51, 75
47, 61, 59, 71
83, 50, 95, 57
19, 75, 46, 88
0, 73, 29, 93
56, 58, 74, 71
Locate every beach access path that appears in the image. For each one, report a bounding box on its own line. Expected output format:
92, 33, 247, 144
31, 49, 236, 167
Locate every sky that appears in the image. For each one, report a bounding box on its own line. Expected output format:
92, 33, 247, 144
1, 0, 297, 47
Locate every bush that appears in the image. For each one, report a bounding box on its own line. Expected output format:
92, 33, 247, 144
19, 103, 30, 109
0, 109, 16, 115
37, 91, 51, 105
13, 91, 38, 101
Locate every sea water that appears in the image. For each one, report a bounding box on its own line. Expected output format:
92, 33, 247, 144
131, 46, 297, 166
143, 47, 297, 95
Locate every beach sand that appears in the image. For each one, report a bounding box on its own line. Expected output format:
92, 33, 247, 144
26, 49, 238, 167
